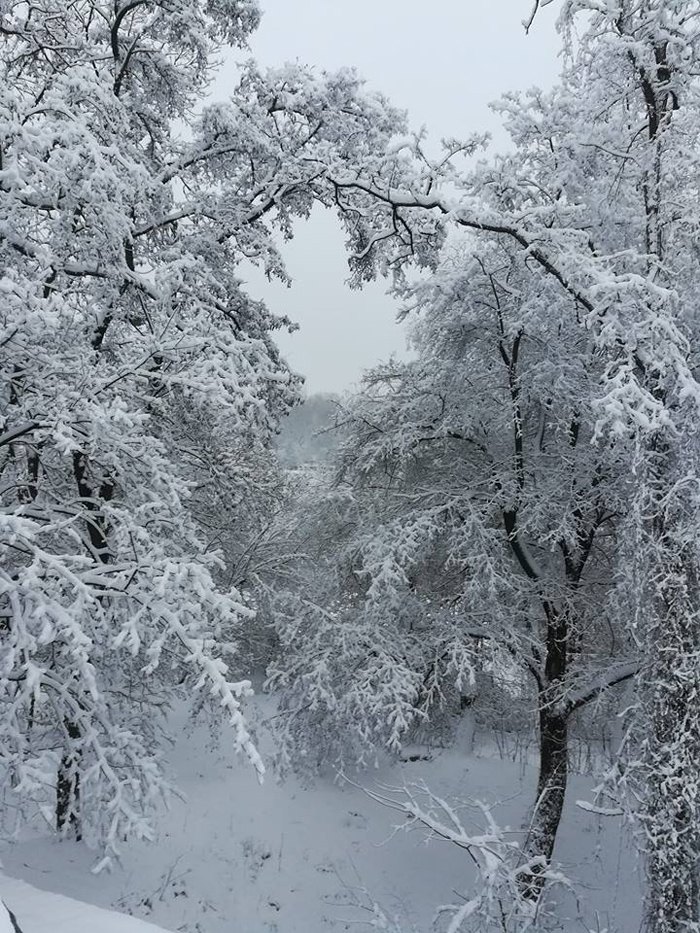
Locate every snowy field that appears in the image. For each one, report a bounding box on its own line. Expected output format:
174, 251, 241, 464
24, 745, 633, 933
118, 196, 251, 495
0, 699, 641, 933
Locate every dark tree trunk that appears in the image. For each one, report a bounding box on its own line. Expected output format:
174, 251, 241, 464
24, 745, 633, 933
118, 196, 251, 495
54, 452, 112, 841
56, 720, 82, 840
521, 602, 569, 900
521, 706, 568, 899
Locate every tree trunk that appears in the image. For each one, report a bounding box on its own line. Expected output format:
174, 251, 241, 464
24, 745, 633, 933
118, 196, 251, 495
459, 693, 476, 755
56, 720, 81, 840
640, 547, 700, 932
54, 452, 111, 842
518, 592, 571, 900
521, 705, 568, 900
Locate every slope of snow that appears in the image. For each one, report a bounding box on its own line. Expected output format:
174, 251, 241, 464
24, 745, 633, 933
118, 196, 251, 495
0, 698, 642, 932
0, 874, 173, 933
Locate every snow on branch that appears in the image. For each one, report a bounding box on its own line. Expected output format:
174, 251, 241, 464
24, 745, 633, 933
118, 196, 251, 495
354, 780, 570, 932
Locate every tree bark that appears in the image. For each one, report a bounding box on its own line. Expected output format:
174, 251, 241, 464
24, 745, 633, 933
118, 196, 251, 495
54, 453, 113, 839
56, 720, 82, 840
640, 541, 700, 932
520, 599, 570, 900
520, 704, 568, 900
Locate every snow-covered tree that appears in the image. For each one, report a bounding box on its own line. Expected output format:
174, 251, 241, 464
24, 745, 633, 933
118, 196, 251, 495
0, 0, 411, 859
270, 235, 641, 892
314, 2, 700, 925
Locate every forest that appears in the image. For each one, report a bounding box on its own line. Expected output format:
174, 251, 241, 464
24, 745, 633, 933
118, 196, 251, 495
0, 1, 698, 931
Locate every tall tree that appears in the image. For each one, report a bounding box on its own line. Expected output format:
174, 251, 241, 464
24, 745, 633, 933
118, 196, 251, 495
270, 237, 638, 893
345, 246, 639, 887
323, 2, 700, 925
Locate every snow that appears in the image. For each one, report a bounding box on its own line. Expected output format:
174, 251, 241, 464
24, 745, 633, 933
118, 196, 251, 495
0, 905, 14, 933
0, 875, 173, 933
0, 697, 643, 933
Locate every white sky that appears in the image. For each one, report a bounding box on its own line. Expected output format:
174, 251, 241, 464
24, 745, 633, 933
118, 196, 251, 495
213, 1, 562, 395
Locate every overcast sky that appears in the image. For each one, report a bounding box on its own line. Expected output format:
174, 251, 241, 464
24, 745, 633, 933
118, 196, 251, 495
213, 1, 562, 395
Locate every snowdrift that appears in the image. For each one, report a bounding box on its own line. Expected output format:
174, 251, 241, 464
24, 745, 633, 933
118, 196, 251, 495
0, 875, 173, 933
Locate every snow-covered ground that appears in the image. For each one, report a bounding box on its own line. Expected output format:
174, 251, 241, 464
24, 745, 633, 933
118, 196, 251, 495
0, 699, 642, 932
0, 874, 174, 933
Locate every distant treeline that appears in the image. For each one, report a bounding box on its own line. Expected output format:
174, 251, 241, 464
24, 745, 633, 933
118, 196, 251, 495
275, 394, 343, 467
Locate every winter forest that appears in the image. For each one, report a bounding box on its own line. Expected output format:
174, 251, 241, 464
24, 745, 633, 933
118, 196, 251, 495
1, 0, 700, 931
